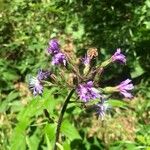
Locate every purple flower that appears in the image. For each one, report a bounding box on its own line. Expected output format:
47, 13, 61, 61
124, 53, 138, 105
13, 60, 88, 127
96, 103, 108, 119
29, 77, 43, 96
77, 81, 101, 102
47, 39, 60, 55
82, 55, 90, 65
117, 79, 134, 98
111, 48, 126, 63
37, 69, 51, 81
51, 52, 67, 66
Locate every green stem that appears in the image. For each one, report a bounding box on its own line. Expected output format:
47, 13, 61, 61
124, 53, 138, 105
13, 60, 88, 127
53, 89, 75, 150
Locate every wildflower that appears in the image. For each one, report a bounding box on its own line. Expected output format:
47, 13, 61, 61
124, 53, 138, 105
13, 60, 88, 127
37, 69, 51, 81
51, 52, 67, 66
117, 79, 134, 98
48, 39, 60, 55
96, 103, 108, 118
111, 48, 126, 63
77, 81, 101, 102
29, 77, 43, 96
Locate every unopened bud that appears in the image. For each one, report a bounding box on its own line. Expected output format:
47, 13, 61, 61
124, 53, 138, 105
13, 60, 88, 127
83, 65, 90, 75
68, 73, 78, 86
103, 87, 117, 93
87, 47, 98, 59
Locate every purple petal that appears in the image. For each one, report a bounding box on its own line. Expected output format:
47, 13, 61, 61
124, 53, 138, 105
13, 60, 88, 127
76, 81, 101, 102
48, 39, 60, 55
51, 52, 67, 66
123, 84, 134, 90
86, 81, 93, 87
119, 79, 132, 86
117, 79, 134, 98
82, 55, 90, 65
120, 91, 133, 98
37, 69, 51, 81
111, 48, 126, 63
29, 77, 43, 96
96, 102, 108, 119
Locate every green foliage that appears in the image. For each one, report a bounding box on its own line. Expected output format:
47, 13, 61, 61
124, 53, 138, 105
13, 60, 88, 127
0, 0, 150, 149
61, 120, 81, 141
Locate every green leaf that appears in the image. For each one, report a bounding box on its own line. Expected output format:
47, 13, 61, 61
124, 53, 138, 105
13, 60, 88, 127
61, 120, 81, 141
45, 134, 52, 150
3, 71, 19, 81
10, 121, 28, 150
108, 99, 127, 108
137, 135, 146, 144
7, 91, 19, 102
62, 140, 71, 150
10, 88, 57, 150
26, 129, 41, 150
0, 91, 19, 112
44, 124, 56, 141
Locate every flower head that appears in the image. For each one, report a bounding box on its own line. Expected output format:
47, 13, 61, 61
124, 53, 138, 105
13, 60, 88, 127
52, 52, 67, 66
111, 48, 126, 63
77, 81, 101, 102
47, 39, 60, 55
96, 103, 108, 119
37, 69, 51, 81
29, 77, 43, 96
117, 79, 134, 98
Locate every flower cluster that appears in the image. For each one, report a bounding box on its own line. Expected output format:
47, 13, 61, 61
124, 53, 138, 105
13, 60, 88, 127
29, 69, 50, 96
29, 39, 134, 118
77, 81, 101, 102
47, 39, 66, 66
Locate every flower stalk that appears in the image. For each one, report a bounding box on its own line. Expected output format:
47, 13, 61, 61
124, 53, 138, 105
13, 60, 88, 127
28, 39, 134, 148
53, 89, 75, 150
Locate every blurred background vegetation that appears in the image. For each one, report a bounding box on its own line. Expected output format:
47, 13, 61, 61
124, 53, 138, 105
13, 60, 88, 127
0, 0, 150, 149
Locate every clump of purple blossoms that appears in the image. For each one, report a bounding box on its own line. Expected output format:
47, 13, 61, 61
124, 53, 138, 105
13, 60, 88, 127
96, 103, 108, 118
111, 48, 126, 63
47, 39, 60, 55
29, 38, 134, 119
116, 79, 134, 98
95, 97, 109, 118
52, 52, 66, 66
37, 69, 51, 81
48, 39, 67, 66
29, 77, 43, 96
29, 70, 50, 96
77, 81, 101, 102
